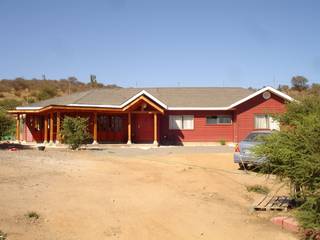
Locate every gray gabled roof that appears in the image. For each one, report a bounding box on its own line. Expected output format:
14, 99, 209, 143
24, 87, 255, 108
17, 86, 293, 111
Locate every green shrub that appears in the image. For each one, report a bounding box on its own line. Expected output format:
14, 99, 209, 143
246, 185, 270, 195
61, 116, 91, 150
25, 211, 40, 220
36, 86, 58, 101
0, 109, 15, 139
219, 139, 226, 145
296, 197, 320, 230
254, 95, 320, 230
0, 230, 7, 240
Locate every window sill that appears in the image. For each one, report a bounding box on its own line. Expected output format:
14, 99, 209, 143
205, 123, 233, 126
169, 129, 194, 131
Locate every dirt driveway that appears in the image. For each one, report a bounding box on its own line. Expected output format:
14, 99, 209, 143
0, 146, 296, 240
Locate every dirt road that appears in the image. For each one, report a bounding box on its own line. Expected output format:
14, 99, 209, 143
0, 146, 296, 239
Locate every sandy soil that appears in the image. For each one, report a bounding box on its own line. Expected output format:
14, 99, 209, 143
0, 146, 297, 240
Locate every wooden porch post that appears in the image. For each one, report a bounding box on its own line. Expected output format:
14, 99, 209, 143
93, 112, 98, 144
153, 113, 158, 145
49, 112, 54, 144
44, 115, 48, 143
127, 112, 132, 144
56, 112, 61, 144
16, 114, 20, 142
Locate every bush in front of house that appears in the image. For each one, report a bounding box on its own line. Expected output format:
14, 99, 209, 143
61, 116, 91, 150
219, 139, 226, 145
254, 95, 320, 234
0, 108, 15, 140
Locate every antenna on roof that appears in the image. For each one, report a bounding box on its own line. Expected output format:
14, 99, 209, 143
273, 75, 276, 88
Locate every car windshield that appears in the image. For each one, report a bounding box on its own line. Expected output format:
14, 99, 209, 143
244, 132, 270, 142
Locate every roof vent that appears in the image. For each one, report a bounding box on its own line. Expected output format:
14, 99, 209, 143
263, 91, 271, 100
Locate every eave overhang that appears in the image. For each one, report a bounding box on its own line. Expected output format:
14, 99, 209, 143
9, 86, 294, 114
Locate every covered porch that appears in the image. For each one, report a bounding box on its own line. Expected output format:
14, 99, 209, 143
12, 95, 164, 146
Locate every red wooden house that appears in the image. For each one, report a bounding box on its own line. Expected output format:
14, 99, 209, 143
10, 86, 293, 145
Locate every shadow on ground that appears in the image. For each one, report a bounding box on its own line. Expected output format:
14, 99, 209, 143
0, 143, 33, 150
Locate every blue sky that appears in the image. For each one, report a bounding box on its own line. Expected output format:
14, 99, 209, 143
0, 0, 319, 88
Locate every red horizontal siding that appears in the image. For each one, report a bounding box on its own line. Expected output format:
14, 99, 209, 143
160, 110, 234, 143
22, 91, 288, 144
235, 93, 286, 141
160, 93, 287, 143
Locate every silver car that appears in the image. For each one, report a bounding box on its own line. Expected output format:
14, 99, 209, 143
234, 130, 272, 169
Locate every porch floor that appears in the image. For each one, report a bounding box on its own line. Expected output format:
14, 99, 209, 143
18, 142, 159, 150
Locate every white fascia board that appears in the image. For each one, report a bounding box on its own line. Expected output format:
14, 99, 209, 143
68, 91, 169, 109
16, 90, 168, 110
16, 107, 42, 110
167, 87, 293, 111
67, 104, 121, 108
228, 86, 294, 109
264, 86, 294, 101
119, 90, 168, 109
15, 87, 293, 111
167, 107, 230, 111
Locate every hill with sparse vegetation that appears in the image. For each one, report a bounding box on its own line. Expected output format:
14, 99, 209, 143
0, 77, 120, 110
278, 75, 320, 99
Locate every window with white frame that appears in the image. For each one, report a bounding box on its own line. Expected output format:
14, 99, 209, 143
206, 115, 232, 125
169, 115, 194, 130
254, 114, 280, 130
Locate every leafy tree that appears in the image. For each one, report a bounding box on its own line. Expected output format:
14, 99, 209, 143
255, 95, 320, 230
291, 75, 309, 91
61, 116, 91, 150
0, 108, 15, 139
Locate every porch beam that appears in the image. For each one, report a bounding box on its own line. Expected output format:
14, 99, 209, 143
56, 112, 61, 144
15, 114, 20, 142
93, 112, 98, 144
44, 115, 48, 143
153, 113, 158, 145
130, 111, 160, 114
49, 112, 54, 144
127, 112, 132, 144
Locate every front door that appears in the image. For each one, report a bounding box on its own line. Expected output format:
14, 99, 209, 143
133, 114, 154, 143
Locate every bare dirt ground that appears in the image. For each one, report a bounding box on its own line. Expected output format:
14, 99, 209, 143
0, 146, 297, 240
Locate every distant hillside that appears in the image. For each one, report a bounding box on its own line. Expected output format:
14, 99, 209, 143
0, 77, 120, 109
